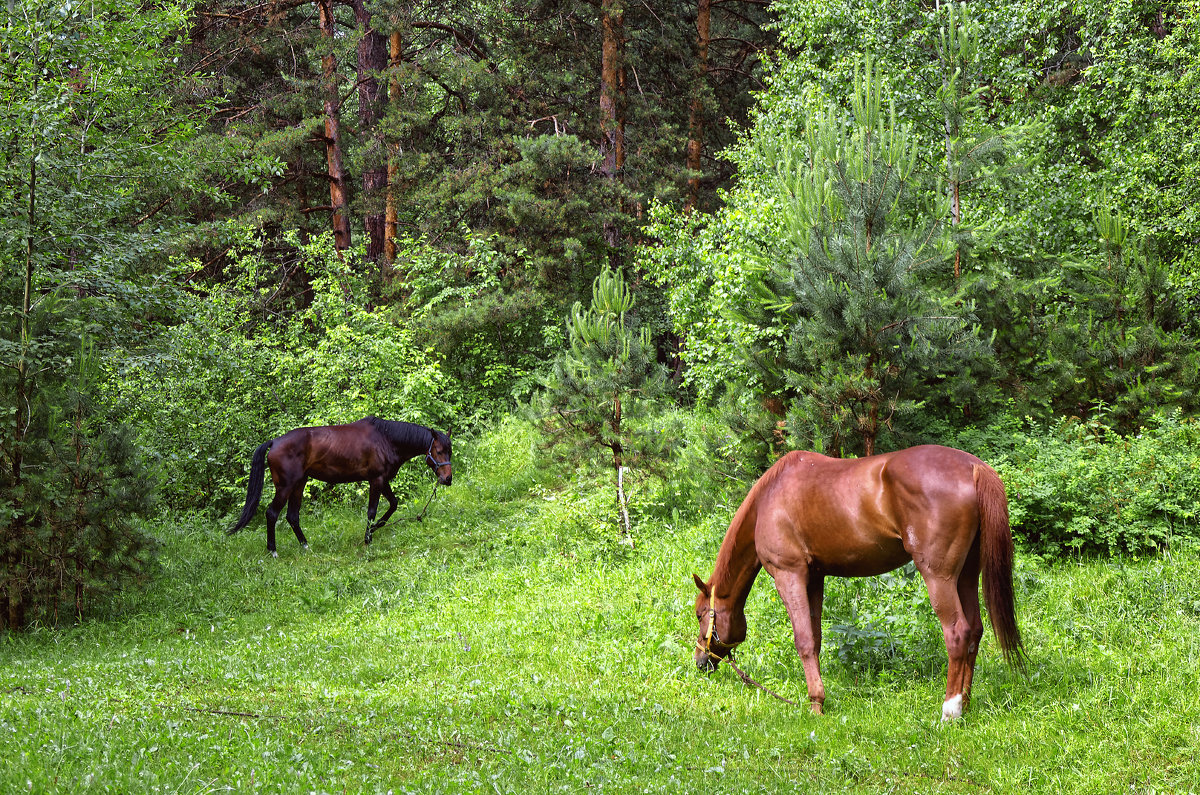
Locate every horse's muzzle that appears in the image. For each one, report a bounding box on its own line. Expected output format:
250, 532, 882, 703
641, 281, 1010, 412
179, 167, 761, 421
694, 647, 722, 672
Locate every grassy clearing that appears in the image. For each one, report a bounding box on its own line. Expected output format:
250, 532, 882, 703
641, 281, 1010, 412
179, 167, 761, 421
2, 432, 1200, 793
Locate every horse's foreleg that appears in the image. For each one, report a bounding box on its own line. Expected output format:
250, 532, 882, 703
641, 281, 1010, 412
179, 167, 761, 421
373, 483, 399, 529
286, 481, 309, 551
364, 484, 381, 545
770, 567, 826, 715
921, 572, 974, 721
364, 482, 399, 546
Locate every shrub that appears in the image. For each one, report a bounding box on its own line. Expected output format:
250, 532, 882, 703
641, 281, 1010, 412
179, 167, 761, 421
974, 412, 1200, 556
1, 334, 157, 628
108, 232, 451, 512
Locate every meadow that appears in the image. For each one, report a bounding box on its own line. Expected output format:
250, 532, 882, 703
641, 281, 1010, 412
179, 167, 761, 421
2, 428, 1199, 794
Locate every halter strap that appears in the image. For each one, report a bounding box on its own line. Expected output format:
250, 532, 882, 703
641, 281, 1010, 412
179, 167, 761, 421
425, 437, 451, 469
696, 590, 733, 663
695, 588, 798, 706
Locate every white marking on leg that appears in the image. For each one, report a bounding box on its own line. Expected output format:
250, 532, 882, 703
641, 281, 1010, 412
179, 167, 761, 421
941, 693, 964, 721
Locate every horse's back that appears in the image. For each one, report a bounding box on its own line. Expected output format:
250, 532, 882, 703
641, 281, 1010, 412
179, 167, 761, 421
268, 421, 393, 484
755, 446, 988, 577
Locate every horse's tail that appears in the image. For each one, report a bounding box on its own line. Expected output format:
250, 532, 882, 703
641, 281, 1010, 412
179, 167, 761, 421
974, 462, 1026, 672
228, 440, 273, 535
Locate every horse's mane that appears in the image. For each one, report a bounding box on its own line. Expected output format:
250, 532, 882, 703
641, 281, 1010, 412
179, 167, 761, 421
362, 416, 438, 449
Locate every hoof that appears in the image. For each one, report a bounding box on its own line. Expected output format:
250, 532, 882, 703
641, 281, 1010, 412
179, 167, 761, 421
270, 550, 278, 559
941, 693, 964, 722
809, 700, 824, 716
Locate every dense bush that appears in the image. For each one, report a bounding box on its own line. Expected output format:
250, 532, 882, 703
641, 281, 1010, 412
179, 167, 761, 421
108, 233, 451, 513
970, 412, 1200, 556
1, 318, 157, 629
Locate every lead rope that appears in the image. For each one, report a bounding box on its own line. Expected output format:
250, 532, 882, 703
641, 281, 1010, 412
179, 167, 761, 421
401, 481, 439, 522
724, 653, 801, 708
701, 591, 800, 708
402, 440, 446, 522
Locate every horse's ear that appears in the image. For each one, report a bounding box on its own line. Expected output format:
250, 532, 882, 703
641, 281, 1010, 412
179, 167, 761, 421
692, 573, 710, 596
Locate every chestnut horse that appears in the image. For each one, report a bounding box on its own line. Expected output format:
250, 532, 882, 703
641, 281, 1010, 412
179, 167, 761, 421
228, 416, 452, 556
693, 445, 1023, 720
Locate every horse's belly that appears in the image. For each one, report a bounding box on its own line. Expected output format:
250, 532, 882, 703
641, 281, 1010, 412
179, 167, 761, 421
758, 520, 910, 578
817, 540, 911, 577
305, 459, 374, 483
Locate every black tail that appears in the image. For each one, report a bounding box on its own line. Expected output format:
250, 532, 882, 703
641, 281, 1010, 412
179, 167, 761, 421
228, 440, 273, 535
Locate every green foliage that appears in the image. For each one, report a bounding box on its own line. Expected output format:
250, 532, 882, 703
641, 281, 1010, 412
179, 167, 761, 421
718, 0, 1200, 435
996, 412, 1200, 556
1051, 197, 1200, 429
109, 231, 449, 511
394, 233, 559, 422
744, 58, 990, 455
0, 324, 157, 628
823, 563, 946, 676
641, 203, 786, 405
529, 266, 673, 531
0, 0, 205, 629
1, 0, 218, 292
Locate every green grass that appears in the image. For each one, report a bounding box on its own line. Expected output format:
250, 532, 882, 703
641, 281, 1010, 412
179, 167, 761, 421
3, 434, 1200, 793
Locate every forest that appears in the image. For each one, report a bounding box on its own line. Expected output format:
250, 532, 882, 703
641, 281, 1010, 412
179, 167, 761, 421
2, 0, 1200, 790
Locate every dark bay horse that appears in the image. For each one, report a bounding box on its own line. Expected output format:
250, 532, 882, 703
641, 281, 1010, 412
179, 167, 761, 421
693, 445, 1023, 720
228, 416, 452, 556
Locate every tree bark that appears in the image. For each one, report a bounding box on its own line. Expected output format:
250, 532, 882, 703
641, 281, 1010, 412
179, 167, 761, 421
317, 0, 351, 251
599, 0, 626, 250
352, 0, 388, 262
384, 29, 402, 266
685, 0, 711, 212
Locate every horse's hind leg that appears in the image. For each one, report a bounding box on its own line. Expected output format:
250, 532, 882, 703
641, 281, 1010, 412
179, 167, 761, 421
956, 539, 984, 709
265, 488, 288, 557
286, 479, 309, 551
920, 571, 975, 721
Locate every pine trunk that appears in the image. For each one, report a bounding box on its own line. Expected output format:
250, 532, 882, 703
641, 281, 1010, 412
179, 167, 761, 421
685, 0, 711, 211
353, 0, 388, 262
317, 0, 351, 251
599, 0, 626, 251
384, 30, 402, 266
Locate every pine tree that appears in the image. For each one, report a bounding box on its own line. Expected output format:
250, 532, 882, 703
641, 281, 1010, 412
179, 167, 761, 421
754, 58, 989, 456
1059, 196, 1200, 429
530, 267, 671, 541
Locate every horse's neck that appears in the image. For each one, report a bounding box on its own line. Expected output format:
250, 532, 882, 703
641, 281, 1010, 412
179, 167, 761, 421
711, 490, 762, 607
374, 419, 429, 454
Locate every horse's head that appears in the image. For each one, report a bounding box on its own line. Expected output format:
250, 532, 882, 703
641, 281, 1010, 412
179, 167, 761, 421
692, 573, 744, 671
426, 431, 453, 486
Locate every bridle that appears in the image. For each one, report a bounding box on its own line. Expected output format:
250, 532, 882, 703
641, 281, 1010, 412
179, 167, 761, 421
425, 438, 451, 471
396, 437, 451, 523
694, 589, 800, 707
399, 436, 449, 523
696, 590, 736, 665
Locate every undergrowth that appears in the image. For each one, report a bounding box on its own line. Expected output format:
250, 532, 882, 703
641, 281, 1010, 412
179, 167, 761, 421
2, 420, 1199, 793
